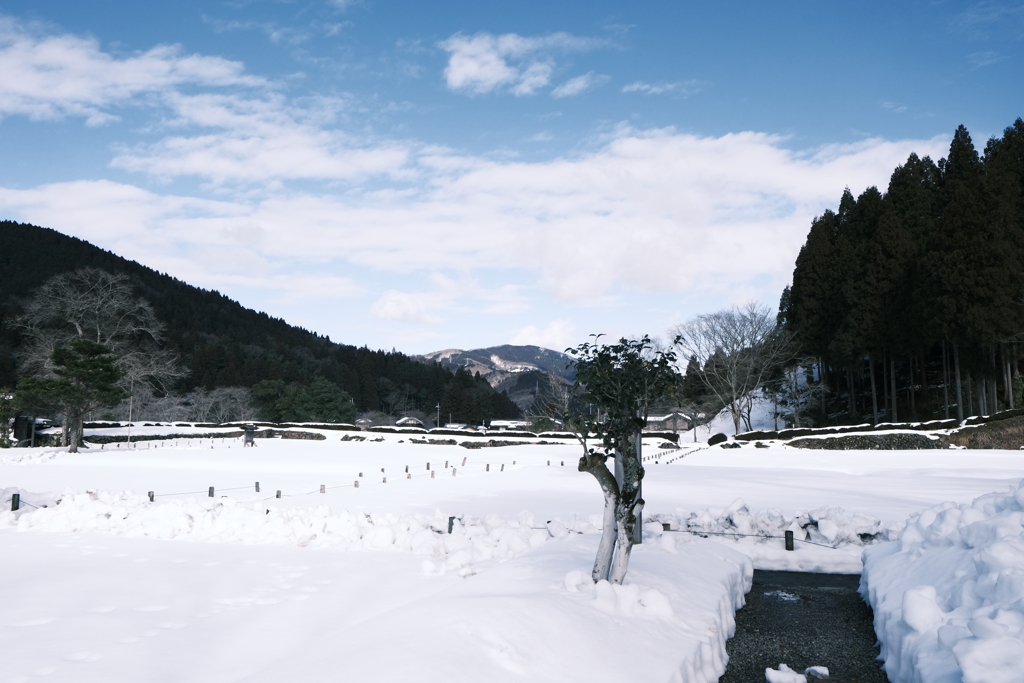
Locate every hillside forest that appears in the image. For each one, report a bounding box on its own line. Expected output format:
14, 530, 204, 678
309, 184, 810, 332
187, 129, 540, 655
0, 223, 521, 429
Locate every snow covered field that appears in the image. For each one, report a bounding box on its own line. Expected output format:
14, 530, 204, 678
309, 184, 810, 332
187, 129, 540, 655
3, 429, 1024, 682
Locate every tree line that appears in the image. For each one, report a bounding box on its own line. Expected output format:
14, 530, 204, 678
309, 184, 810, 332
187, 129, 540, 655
0, 224, 520, 447
781, 119, 1024, 424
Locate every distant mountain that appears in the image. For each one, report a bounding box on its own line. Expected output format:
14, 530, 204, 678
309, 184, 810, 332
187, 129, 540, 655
419, 345, 575, 412
0, 221, 520, 423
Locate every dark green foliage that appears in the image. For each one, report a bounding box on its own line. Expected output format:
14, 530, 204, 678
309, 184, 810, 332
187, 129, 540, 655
251, 378, 357, 424
785, 119, 1024, 424
0, 222, 520, 420
438, 367, 520, 425
18, 338, 127, 412
788, 209, 841, 361
566, 335, 680, 454
17, 338, 128, 450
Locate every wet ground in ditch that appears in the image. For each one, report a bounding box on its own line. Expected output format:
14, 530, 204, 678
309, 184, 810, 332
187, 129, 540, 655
719, 570, 889, 683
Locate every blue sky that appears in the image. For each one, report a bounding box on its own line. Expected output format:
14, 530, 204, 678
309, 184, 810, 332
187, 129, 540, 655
1, 1, 1021, 354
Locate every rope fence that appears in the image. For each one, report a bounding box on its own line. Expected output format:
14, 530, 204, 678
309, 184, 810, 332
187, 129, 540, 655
663, 527, 843, 551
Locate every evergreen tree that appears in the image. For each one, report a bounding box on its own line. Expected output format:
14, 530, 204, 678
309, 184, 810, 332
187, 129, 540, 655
17, 338, 127, 451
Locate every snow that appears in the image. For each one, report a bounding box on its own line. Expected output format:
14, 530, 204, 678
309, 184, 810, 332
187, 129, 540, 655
861, 479, 1024, 683
4, 429, 1024, 681
692, 394, 779, 439
764, 663, 830, 682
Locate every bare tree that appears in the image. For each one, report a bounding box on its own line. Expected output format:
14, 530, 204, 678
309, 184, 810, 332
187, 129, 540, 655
672, 302, 797, 435
14, 268, 182, 446
108, 386, 254, 423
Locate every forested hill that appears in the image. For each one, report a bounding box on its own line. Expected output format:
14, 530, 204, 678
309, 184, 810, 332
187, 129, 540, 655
0, 221, 521, 422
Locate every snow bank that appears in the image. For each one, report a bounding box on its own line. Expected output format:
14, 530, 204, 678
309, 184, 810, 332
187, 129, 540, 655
0, 488, 754, 683
0, 489, 560, 576
0, 448, 62, 465
670, 497, 893, 546
647, 498, 895, 572
861, 479, 1024, 683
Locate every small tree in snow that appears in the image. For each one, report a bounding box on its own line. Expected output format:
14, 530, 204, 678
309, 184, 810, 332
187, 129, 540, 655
563, 335, 679, 584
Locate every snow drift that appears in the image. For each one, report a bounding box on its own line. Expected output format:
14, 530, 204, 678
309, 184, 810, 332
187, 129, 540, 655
861, 479, 1024, 683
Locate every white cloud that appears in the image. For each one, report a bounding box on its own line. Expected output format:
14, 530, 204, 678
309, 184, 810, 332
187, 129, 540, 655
509, 319, 575, 350
110, 92, 413, 184
622, 80, 701, 96
968, 50, 1007, 67
439, 32, 601, 96
371, 290, 443, 325
0, 128, 949, 312
551, 72, 606, 98
511, 61, 554, 96
0, 20, 953, 342
0, 17, 263, 125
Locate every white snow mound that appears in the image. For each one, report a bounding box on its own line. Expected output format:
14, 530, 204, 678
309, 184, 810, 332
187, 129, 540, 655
0, 489, 557, 575
862, 478, 1024, 683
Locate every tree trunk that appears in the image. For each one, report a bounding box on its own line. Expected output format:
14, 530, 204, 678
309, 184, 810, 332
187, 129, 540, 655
579, 452, 620, 582
953, 343, 964, 422
730, 403, 742, 435
792, 367, 801, 429
868, 355, 878, 425
607, 434, 644, 583
890, 356, 898, 423
773, 388, 779, 431
1007, 357, 1015, 410
990, 347, 998, 412
966, 371, 974, 417
609, 496, 644, 584
593, 487, 617, 581
921, 352, 928, 412
882, 352, 889, 420
976, 375, 986, 416
908, 355, 915, 417
67, 411, 85, 453
847, 368, 855, 420
943, 340, 950, 419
